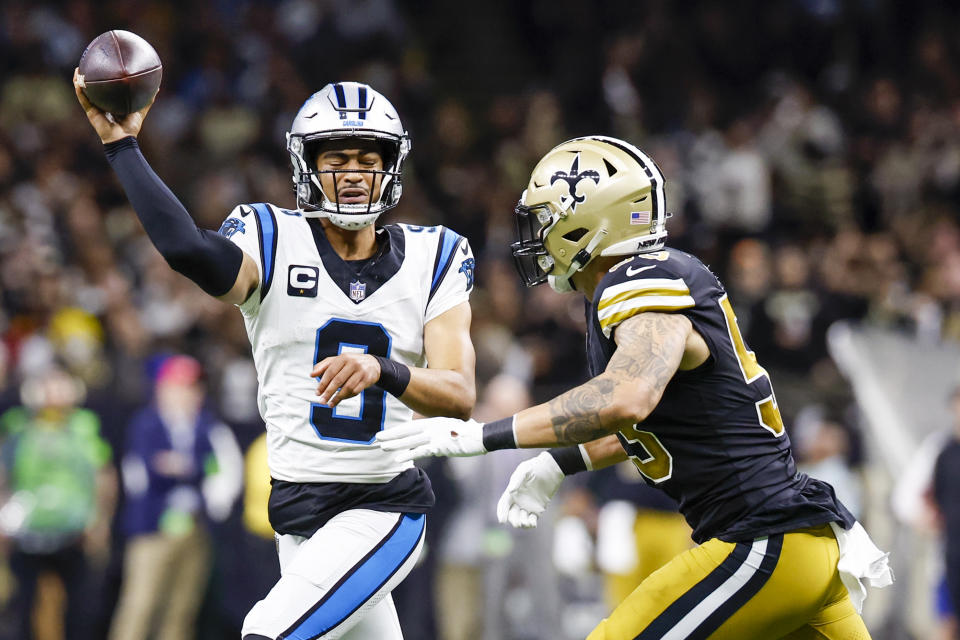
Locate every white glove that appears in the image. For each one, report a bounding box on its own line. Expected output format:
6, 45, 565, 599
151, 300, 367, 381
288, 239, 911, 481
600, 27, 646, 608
496, 452, 565, 529
375, 417, 486, 462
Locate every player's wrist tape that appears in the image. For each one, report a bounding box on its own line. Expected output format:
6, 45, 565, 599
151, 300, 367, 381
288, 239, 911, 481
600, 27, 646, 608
373, 356, 411, 397
548, 445, 591, 475
482, 416, 518, 451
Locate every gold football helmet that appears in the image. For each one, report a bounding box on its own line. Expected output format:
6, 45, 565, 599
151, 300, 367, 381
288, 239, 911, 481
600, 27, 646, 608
511, 136, 668, 292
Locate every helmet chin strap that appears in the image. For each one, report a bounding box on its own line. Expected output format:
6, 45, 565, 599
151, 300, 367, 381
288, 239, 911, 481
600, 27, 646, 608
326, 211, 379, 230
298, 207, 378, 230
547, 273, 576, 293
547, 229, 607, 293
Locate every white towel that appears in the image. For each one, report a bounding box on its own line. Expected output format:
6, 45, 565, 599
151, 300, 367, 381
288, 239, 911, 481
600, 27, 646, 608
829, 521, 894, 613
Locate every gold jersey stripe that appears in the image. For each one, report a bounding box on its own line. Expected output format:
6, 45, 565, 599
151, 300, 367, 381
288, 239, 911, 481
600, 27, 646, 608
598, 297, 695, 337
600, 277, 689, 298
598, 287, 692, 312
598, 294, 696, 323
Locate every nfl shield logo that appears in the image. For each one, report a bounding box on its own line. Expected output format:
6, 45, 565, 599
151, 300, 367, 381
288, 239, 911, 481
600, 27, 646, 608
350, 280, 367, 302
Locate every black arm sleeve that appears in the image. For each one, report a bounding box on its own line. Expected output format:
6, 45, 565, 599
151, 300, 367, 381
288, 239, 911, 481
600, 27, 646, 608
104, 136, 245, 297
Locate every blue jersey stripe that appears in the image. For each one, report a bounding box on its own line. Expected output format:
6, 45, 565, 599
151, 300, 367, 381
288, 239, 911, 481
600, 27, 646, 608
429, 228, 462, 301
286, 514, 425, 639
250, 203, 277, 300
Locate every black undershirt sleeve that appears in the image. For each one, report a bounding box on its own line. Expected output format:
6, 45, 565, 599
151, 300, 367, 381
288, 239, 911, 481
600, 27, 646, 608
104, 136, 245, 297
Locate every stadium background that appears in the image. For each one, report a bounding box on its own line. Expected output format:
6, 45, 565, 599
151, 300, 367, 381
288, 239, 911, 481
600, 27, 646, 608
1, 0, 959, 638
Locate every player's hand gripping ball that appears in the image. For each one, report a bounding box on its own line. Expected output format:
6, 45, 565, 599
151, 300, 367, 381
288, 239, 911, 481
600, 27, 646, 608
77, 30, 162, 115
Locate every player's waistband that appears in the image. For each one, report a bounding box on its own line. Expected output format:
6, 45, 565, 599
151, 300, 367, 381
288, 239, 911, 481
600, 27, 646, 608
268, 467, 435, 538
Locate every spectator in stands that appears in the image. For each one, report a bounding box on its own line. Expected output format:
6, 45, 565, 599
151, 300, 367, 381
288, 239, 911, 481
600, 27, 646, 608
109, 355, 242, 640
932, 386, 960, 638
586, 463, 691, 614
215, 432, 280, 634
794, 405, 863, 519
0, 364, 115, 640
435, 374, 562, 640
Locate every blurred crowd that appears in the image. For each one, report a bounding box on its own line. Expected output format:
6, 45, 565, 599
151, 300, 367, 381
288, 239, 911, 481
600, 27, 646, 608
2, 0, 960, 638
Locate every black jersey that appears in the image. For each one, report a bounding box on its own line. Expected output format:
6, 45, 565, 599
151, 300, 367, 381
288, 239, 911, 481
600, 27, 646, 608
587, 248, 854, 543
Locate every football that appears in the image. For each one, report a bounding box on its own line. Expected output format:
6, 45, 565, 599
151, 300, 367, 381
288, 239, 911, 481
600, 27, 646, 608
78, 30, 162, 116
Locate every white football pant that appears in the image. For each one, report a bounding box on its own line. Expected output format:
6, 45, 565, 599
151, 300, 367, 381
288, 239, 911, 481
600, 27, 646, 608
242, 509, 425, 639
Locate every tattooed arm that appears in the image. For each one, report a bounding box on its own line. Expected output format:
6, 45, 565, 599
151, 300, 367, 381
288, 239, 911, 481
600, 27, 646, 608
376, 311, 708, 461
513, 312, 697, 448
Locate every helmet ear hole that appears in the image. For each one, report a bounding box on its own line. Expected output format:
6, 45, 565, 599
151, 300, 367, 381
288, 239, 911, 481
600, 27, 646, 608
562, 227, 589, 242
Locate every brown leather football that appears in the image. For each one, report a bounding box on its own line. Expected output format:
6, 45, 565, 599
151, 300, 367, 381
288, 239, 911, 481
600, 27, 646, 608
78, 30, 162, 115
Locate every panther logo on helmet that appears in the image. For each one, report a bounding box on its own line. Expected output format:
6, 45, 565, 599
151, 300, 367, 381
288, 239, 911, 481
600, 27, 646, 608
511, 136, 669, 293
286, 82, 411, 230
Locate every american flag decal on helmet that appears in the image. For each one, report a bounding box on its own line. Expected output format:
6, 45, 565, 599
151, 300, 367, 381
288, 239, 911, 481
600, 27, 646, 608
630, 211, 651, 225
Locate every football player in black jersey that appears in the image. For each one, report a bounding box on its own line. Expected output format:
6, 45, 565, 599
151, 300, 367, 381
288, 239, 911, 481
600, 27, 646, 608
379, 136, 892, 639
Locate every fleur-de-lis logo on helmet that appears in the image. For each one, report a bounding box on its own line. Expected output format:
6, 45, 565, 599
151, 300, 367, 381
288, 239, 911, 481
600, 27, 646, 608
549, 154, 600, 211
512, 136, 669, 293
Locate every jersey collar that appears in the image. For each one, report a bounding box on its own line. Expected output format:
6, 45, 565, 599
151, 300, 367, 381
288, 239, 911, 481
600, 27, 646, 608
306, 219, 406, 304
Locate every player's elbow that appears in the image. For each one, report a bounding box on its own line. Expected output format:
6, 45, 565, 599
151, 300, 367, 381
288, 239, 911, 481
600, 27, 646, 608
608, 386, 657, 428
424, 399, 473, 421
157, 236, 206, 274
444, 369, 476, 419
161, 247, 195, 273
450, 385, 476, 420
154, 225, 208, 272
416, 381, 474, 420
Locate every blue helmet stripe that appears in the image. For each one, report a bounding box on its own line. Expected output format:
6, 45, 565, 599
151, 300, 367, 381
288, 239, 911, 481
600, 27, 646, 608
358, 86, 368, 119
334, 83, 347, 109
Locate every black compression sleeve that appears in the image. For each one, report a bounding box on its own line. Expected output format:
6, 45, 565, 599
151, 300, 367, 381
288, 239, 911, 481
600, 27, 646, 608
104, 137, 244, 297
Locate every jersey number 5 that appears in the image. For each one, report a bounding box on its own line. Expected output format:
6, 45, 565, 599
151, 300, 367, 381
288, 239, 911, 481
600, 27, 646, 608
310, 319, 392, 444
719, 294, 784, 436
622, 295, 784, 484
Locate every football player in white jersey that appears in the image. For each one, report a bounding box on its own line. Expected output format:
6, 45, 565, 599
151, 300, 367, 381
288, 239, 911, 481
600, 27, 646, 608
75, 72, 477, 640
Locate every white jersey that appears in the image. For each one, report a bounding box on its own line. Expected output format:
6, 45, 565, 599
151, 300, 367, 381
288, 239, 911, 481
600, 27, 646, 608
219, 203, 475, 483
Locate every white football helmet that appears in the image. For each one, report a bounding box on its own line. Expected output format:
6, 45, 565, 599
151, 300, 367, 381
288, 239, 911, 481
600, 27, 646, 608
512, 136, 669, 292
286, 82, 411, 229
